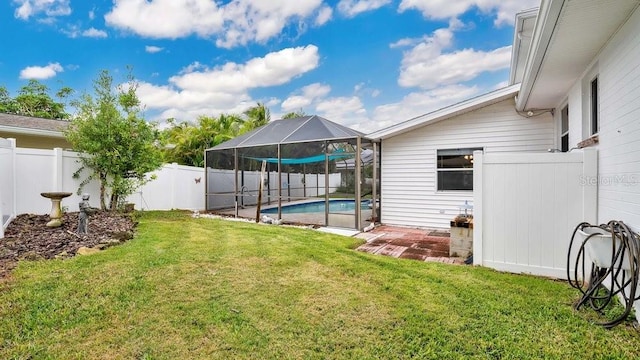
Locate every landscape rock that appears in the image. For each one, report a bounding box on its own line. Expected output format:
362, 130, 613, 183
76, 246, 101, 256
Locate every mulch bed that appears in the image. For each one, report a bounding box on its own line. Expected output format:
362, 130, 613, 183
1, 211, 137, 278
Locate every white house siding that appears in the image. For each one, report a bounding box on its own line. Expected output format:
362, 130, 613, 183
562, 6, 640, 230
381, 98, 554, 229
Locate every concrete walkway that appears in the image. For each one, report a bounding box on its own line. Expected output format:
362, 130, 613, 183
354, 225, 464, 264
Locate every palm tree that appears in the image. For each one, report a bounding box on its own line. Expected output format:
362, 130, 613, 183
241, 102, 270, 133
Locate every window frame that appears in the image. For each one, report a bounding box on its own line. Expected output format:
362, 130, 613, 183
590, 76, 599, 136
436, 147, 483, 192
560, 104, 569, 152
581, 62, 600, 140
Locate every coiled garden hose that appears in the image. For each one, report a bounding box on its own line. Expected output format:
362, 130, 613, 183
567, 220, 640, 328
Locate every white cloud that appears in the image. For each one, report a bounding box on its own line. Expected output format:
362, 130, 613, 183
88, 9, 95, 20
145, 45, 164, 54
370, 84, 480, 131
315, 5, 333, 26
281, 82, 331, 112
399, 45, 511, 89
169, 45, 319, 93
389, 37, 420, 49
82, 27, 107, 38
395, 20, 511, 89
216, 0, 323, 48
63, 25, 107, 38
398, 0, 540, 26
105, 0, 224, 39
179, 61, 207, 74
303, 85, 482, 134
315, 96, 369, 130
137, 46, 320, 121
302, 83, 331, 98
13, 0, 71, 20
354, 82, 381, 98
337, 0, 391, 17
19, 62, 64, 80
105, 0, 325, 48
281, 96, 312, 112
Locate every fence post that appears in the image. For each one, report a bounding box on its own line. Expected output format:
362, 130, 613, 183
472, 150, 484, 266
582, 148, 598, 224
53, 147, 63, 191
171, 163, 178, 210
1, 138, 17, 238
10, 138, 16, 218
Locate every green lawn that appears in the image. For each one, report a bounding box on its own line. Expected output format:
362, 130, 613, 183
1, 211, 638, 359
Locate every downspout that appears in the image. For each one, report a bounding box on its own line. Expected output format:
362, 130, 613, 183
372, 141, 378, 224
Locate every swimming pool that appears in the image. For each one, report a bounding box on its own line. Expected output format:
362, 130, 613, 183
261, 199, 369, 214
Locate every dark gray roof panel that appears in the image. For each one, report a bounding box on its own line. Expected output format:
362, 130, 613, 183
209, 115, 363, 150
0, 113, 69, 132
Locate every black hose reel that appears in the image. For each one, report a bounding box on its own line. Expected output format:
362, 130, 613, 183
567, 221, 640, 328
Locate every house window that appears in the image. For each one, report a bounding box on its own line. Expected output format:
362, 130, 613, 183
590, 76, 599, 135
560, 105, 569, 152
437, 148, 482, 191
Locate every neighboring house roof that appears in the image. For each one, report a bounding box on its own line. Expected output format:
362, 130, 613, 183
366, 84, 521, 141
0, 112, 68, 138
516, 0, 640, 111
209, 115, 365, 150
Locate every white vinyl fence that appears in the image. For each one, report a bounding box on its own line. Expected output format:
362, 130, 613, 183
0, 138, 16, 238
473, 148, 598, 279
0, 141, 204, 238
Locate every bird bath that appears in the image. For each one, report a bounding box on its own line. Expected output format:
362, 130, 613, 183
41, 192, 72, 228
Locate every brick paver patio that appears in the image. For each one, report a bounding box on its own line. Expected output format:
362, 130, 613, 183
354, 225, 464, 264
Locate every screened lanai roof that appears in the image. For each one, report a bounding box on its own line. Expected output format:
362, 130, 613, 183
209, 115, 364, 150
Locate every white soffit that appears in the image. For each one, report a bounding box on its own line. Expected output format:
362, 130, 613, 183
520, 0, 640, 111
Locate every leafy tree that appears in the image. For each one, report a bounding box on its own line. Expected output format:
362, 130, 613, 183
11, 80, 72, 119
282, 110, 307, 119
0, 81, 72, 119
240, 102, 270, 133
65, 70, 162, 210
0, 86, 16, 114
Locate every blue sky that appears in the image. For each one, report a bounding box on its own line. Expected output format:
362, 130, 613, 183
0, 0, 540, 133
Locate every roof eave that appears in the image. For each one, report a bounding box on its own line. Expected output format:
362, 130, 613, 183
509, 8, 539, 85
515, 0, 565, 112
367, 84, 521, 141
0, 125, 66, 139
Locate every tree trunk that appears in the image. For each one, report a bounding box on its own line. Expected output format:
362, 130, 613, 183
109, 193, 119, 211
99, 174, 107, 210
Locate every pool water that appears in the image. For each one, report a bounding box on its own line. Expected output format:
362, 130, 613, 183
261, 199, 369, 214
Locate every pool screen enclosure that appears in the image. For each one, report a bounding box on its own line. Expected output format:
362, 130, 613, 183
205, 116, 379, 230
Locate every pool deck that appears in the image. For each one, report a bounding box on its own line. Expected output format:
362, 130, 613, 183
211, 202, 463, 265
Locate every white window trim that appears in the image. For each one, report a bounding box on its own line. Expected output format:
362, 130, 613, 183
435, 147, 482, 192
559, 102, 569, 152
581, 62, 600, 139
